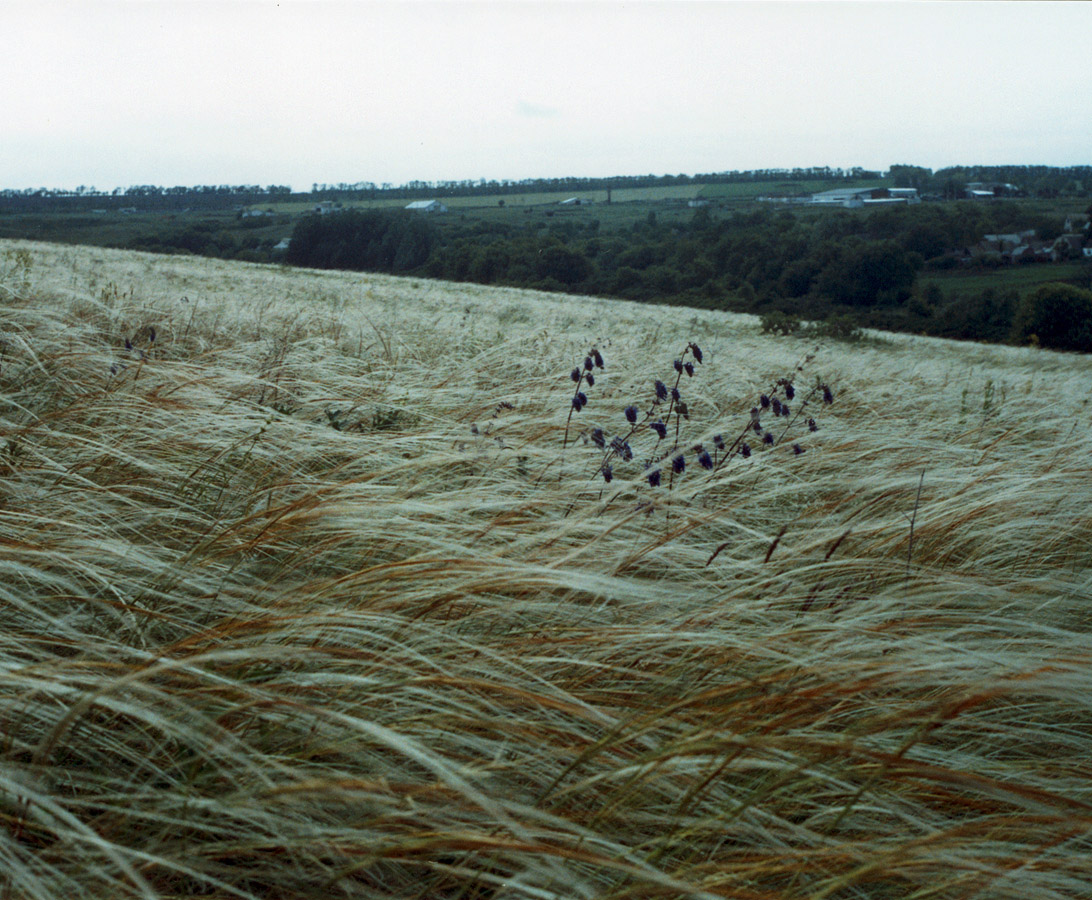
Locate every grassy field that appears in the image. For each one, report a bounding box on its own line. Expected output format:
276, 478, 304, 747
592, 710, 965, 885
267, 183, 707, 215
1, 238, 1090, 900
922, 261, 1091, 300
697, 178, 894, 200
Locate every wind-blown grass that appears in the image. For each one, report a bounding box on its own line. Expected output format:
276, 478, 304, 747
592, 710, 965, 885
1, 239, 1090, 899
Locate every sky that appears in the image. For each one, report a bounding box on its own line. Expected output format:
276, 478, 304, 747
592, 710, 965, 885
2, 0, 1090, 193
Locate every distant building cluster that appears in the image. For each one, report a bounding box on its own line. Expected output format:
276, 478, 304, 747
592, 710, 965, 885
970, 216, 1092, 264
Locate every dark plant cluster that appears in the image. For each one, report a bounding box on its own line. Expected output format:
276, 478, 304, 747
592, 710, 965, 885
566, 343, 834, 492
563, 345, 605, 449
108, 324, 158, 375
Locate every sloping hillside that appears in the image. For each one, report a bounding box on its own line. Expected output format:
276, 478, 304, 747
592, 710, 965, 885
2, 239, 1090, 899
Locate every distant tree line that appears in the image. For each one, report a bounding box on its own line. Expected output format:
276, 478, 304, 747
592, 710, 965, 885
306, 167, 884, 201
6, 164, 1091, 213
0, 184, 293, 213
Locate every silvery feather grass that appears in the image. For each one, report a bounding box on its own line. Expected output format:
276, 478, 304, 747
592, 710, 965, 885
1, 238, 1090, 900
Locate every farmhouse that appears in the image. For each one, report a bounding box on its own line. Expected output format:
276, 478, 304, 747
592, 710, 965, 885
405, 200, 447, 213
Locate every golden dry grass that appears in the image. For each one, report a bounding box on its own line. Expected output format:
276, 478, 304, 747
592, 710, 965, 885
1, 239, 1091, 899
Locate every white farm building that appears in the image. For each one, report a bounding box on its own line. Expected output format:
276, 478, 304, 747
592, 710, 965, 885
405, 200, 448, 214
810, 187, 920, 208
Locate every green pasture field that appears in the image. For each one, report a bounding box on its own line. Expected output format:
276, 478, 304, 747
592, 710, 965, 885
266, 182, 707, 215
697, 176, 895, 200
922, 260, 1090, 298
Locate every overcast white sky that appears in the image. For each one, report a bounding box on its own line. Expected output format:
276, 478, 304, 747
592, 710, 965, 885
2, 1, 1090, 192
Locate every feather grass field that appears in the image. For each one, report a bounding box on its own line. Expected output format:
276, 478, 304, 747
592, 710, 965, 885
1, 238, 1091, 899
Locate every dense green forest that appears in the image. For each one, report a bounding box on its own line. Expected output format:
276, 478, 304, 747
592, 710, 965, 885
284, 201, 1092, 351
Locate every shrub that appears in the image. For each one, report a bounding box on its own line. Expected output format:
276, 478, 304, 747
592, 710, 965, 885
815, 314, 863, 342
760, 310, 801, 335
1010, 283, 1092, 352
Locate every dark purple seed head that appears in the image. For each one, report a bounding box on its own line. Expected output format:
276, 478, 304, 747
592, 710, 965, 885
793, 443, 805, 455
651, 421, 667, 439
591, 427, 605, 448
602, 464, 613, 483
784, 383, 794, 400
625, 405, 638, 424
648, 469, 661, 487
771, 397, 782, 416
763, 432, 774, 445
577, 391, 587, 407
740, 443, 751, 458
822, 385, 834, 405
671, 387, 681, 402
690, 343, 703, 364
684, 362, 695, 377
781, 403, 790, 417
593, 348, 604, 368
654, 380, 668, 401
752, 420, 762, 434
673, 358, 683, 373
672, 454, 686, 473
750, 407, 760, 421
610, 435, 626, 453
622, 442, 633, 461
572, 394, 584, 411
760, 394, 770, 409
584, 356, 594, 371
586, 372, 595, 387
698, 451, 713, 470
570, 367, 581, 383
713, 434, 725, 450
808, 418, 818, 432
